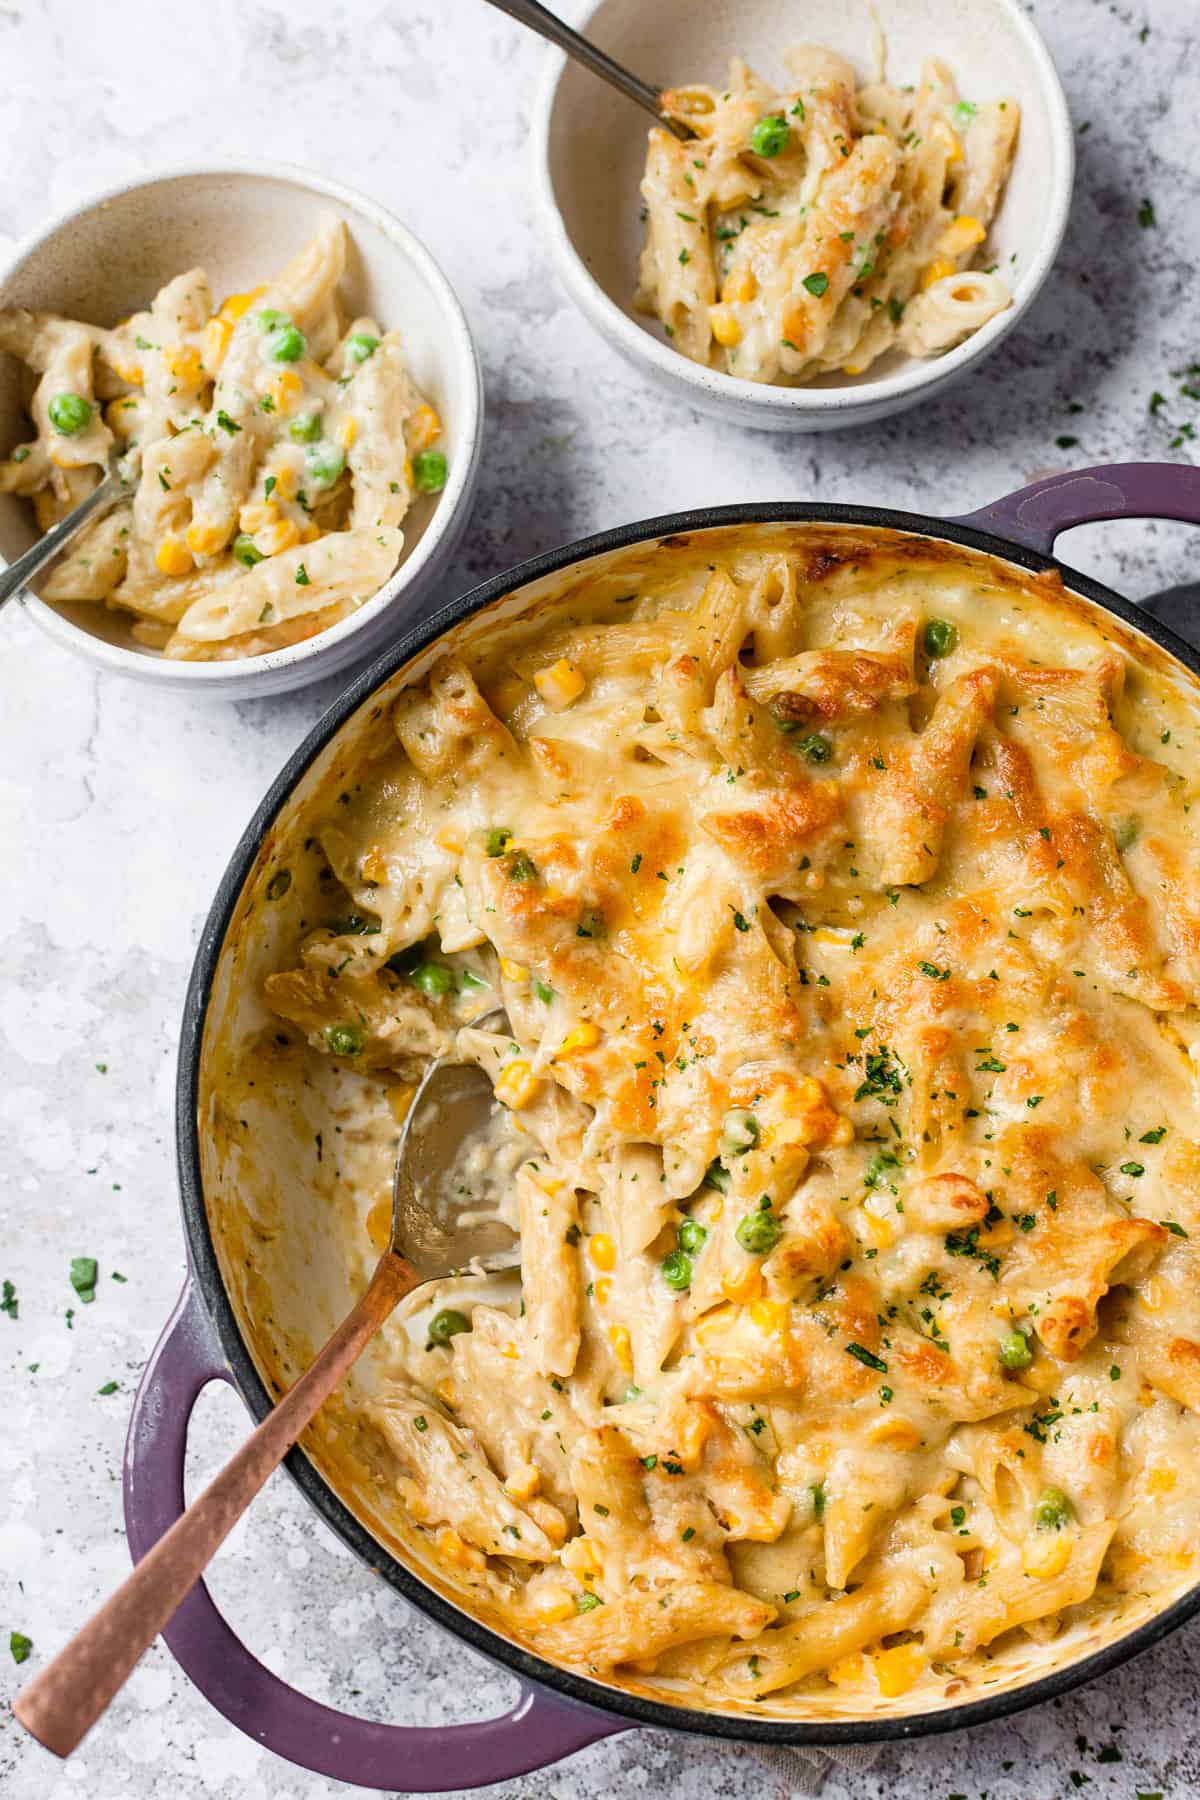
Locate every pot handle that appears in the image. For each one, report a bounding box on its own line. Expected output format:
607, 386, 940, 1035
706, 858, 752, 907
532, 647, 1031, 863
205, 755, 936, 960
123, 1282, 625, 1791
949, 461, 1200, 555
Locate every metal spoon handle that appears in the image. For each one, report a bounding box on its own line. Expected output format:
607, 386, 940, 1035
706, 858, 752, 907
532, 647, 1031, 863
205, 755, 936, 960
0, 466, 130, 613
13, 1248, 419, 1759
481, 0, 689, 138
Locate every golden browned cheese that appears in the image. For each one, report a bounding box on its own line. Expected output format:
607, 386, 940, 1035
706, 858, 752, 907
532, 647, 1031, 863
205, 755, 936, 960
257, 530, 1200, 1716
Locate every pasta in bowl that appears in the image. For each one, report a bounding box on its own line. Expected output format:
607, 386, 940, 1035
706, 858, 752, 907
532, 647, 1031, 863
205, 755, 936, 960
196, 508, 1200, 1731
0, 217, 446, 661
638, 48, 1018, 384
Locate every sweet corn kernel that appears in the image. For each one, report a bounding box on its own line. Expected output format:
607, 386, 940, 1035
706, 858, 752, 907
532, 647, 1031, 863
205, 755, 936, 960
531, 1586, 576, 1625
495, 1059, 541, 1110
874, 1642, 926, 1698
930, 117, 963, 163
270, 369, 304, 415
1147, 1462, 1177, 1493
404, 454, 414, 487
843, 363, 868, 375
944, 213, 986, 254
749, 1300, 788, 1336
500, 957, 529, 985
869, 1416, 921, 1451
238, 499, 279, 534
828, 1654, 867, 1688
562, 1536, 601, 1579
155, 533, 193, 578
531, 1168, 563, 1197
365, 1196, 392, 1252
921, 256, 957, 291
781, 309, 807, 346
434, 1376, 459, 1409
863, 1209, 895, 1250
387, 1082, 415, 1123
721, 1264, 762, 1305
436, 1527, 486, 1572
1169, 1548, 1195, 1571
109, 354, 143, 387
534, 658, 586, 710
435, 824, 466, 853
593, 1276, 613, 1306
218, 285, 266, 323
709, 304, 742, 347
269, 462, 299, 503
589, 1232, 616, 1271
185, 519, 229, 558
104, 397, 140, 436
256, 517, 302, 557
1023, 1533, 1072, 1579
560, 1022, 601, 1055
299, 520, 321, 543
204, 316, 234, 371
609, 1324, 633, 1373
500, 1341, 519, 1360
528, 1498, 568, 1546
503, 1462, 541, 1503
338, 414, 358, 450
362, 845, 389, 884
163, 343, 204, 389
721, 268, 758, 304
1142, 1278, 1166, 1314
409, 403, 442, 451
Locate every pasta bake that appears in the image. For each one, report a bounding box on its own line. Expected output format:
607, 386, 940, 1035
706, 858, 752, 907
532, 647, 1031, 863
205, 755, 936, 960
0, 218, 447, 660
635, 48, 1019, 383
230, 526, 1200, 1717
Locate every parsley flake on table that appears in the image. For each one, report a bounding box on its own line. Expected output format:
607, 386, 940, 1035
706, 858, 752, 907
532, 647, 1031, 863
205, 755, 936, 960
69, 1257, 98, 1303
10, 1630, 32, 1665
1, 1279, 16, 1320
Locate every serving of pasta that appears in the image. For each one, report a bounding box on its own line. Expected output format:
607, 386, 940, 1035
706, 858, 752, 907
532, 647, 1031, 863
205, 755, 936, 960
0, 217, 447, 660
206, 523, 1200, 1720
635, 48, 1019, 384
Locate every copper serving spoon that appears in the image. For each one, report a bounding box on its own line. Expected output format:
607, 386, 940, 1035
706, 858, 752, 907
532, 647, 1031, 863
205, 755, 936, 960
481, 0, 694, 139
13, 1016, 517, 1758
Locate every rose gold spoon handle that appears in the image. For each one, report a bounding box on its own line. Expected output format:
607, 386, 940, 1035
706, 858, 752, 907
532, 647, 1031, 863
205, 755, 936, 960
13, 1249, 419, 1759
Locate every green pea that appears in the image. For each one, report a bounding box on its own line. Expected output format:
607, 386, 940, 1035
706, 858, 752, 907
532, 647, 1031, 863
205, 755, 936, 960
409, 961, 454, 998
485, 827, 512, 857
533, 978, 554, 1004
412, 449, 448, 493
704, 1160, 730, 1194
347, 332, 380, 364
307, 445, 345, 486
1034, 1485, 1073, 1531
258, 308, 291, 333
428, 1307, 471, 1345
735, 1203, 781, 1255
678, 1219, 708, 1255
48, 392, 93, 436
325, 1022, 364, 1057
661, 1250, 693, 1291
289, 412, 323, 443
575, 1591, 602, 1613
923, 618, 958, 658
750, 114, 791, 157
721, 1109, 760, 1157
269, 324, 307, 363
505, 850, 538, 881
797, 732, 832, 764
999, 1329, 1032, 1370
233, 533, 265, 567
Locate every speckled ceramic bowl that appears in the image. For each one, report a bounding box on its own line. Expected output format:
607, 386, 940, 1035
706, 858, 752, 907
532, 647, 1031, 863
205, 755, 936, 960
532, 0, 1073, 431
0, 164, 483, 698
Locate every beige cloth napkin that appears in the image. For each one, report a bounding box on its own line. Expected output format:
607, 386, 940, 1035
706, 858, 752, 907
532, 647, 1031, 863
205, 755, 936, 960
750, 1742, 882, 1795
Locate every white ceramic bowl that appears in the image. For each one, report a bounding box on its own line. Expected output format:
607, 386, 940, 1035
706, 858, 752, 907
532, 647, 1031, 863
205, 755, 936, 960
533, 0, 1073, 432
0, 164, 483, 698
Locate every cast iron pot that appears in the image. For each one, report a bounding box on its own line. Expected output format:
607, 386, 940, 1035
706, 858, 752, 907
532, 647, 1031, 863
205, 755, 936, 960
131, 462, 1200, 1791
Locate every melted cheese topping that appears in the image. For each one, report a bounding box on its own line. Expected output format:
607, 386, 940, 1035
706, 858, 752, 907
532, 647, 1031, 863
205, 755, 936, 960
259, 529, 1200, 1715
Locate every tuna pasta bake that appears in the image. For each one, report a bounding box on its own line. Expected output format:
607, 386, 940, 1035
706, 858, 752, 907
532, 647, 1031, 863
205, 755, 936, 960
0, 218, 447, 659
214, 526, 1200, 1718
636, 47, 1018, 383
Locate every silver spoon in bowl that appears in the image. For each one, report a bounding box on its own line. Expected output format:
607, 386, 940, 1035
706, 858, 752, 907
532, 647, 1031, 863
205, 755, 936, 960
481, 0, 694, 139
0, 448, 139, 612
14, 1012, 517, 1757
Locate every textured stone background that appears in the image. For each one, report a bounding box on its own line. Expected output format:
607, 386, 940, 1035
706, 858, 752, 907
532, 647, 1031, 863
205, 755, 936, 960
1, 0, 1198, 1795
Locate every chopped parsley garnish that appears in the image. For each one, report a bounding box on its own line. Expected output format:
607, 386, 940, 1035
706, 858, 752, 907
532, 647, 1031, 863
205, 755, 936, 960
69, 1257, 98, 1303
854, 1045, 906, 1106
216, 409, 241, 435
846, 1342, 888, 1373
802, 271, 830, 298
